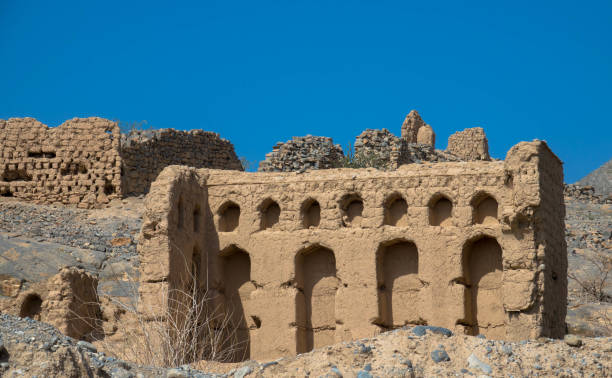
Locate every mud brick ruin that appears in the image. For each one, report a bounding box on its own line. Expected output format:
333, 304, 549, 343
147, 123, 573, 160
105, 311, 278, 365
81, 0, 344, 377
138, 139, 567, 361
0, 117, 241, 207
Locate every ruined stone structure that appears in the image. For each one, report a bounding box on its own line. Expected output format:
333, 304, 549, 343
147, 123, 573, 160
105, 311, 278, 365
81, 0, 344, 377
0, 117, 242, 207
0, 117, 122, 208
121, 129, 242, 194
258, 136, 343, 172
0, 267, 100, 340
447, 127, 490, 161
138, 139, 567, 362
258, 111, 490, 172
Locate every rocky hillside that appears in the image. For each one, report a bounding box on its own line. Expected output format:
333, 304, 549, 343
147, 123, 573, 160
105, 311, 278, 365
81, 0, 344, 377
577, 157, 612, 197
0, 181, 611, 376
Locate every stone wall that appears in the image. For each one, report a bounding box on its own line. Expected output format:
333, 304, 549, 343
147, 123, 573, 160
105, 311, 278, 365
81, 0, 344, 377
0, 118, 243, 207
137, 140, 567, 362
447, 127, 490, 161
258, 136, 343, 172
121, 129, 242, 194
0, 118, 122, 208
354, 129, 460, 169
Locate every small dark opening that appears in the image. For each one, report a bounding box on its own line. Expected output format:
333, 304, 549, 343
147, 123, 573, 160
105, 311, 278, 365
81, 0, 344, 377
104, 180, 115, 195
20, 293, 43, 320
1, 190, 13, 197
2, 169, 32, 182
28, 151, 56, 158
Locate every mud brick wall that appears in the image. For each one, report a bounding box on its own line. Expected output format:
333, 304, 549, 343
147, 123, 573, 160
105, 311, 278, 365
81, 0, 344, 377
0, 117, 122, 208
121, 129, 242, 195
258, 136, 343, 172
138, 140, 567, 362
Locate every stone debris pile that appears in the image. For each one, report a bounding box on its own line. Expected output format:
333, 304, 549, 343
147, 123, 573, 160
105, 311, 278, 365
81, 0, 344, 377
564, 184, 612, 204
259, 110, 487, 172
258, 135, 343, 172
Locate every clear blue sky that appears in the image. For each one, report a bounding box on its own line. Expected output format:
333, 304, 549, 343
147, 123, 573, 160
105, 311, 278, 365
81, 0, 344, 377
1, 1, 610, 182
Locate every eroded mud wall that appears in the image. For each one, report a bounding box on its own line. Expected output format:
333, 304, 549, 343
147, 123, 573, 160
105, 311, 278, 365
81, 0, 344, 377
138, 140, 566, 361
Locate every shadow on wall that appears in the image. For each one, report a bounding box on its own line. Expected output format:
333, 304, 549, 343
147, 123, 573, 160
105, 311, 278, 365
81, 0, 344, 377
376, 240, 422, 329
295, 245, 338, 354
221, 245, 252, 362
462, 236, 504, 338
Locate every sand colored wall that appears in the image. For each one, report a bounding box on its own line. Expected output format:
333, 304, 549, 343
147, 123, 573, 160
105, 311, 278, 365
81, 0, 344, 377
0, 117, 122, 208
137, 140, 567, 362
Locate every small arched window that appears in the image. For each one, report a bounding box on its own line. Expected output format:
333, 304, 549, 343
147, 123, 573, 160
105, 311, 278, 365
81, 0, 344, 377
428, 195, 453, 226
219, 201, 240, 232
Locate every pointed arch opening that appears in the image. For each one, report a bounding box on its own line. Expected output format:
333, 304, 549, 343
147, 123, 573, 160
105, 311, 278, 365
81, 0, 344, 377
471, 192, 498, 225
376, 240, 420, 329
340, 193, 364, 227
218, 201, 240, 232
462, 236, 505, 338
383, 193, 408, 226
428, 194, 453, 226
259, 198, 280, 230
193, 204, 202, 232
301, 198, 321, 229
221, 245, 252, 361
295, 245, 338, 353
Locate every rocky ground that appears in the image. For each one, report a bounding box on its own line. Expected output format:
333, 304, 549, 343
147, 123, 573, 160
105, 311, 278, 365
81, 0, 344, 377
0, 184, 611, 377
1, 313, 610, 377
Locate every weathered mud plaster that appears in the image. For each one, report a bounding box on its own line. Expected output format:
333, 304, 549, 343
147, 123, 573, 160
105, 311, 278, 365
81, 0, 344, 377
137, 140, 566, 361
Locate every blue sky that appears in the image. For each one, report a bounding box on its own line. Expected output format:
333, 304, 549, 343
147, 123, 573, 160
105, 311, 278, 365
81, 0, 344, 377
1, 1, 610, 182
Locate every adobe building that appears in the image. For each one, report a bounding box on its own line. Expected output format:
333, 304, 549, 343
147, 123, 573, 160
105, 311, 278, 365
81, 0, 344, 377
0, 117, 242, 208
137, 139, 567, 362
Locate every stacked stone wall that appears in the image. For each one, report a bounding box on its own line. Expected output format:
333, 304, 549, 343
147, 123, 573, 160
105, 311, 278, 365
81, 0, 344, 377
121, 129, 242, 194
258, 136, 343, 172
447, 127, 490, 161
0, 117, 122, 208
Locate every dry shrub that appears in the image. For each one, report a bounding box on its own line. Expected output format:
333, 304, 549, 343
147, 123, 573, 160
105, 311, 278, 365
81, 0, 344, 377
568, 250, 612, 303
75, 254, 246, 367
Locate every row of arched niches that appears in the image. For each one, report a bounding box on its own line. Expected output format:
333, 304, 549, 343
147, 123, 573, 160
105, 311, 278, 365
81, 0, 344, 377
213, 191, 500, 232
212, 235, 506, 362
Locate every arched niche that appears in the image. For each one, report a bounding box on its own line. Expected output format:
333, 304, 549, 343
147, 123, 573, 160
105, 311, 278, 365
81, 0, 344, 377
20, 293, 43, 320
259, 198, 281, 230
301, 198, 321, 228
471, 192, 499, 225
376, 240, 420, 329
428, 194, 453, 226
383, 193, 408, 226
220, 245, 252, 361
340, 193, 364, 227
193, 204, 202, 232
295, 245, 338, 354
218, 201, 240, 232
462, 236, 505, 338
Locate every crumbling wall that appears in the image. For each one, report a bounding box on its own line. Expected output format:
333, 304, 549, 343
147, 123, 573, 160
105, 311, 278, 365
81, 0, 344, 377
447, 127, 490, 161
121, 129, 242, 194
3, 267, 100, 340
258, 136, 343, 172
354, 129, 402, 168
400, 110, 430, 143
354, 129, 459, 169
138, 140, 567, 362
0, 117, 122, 208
